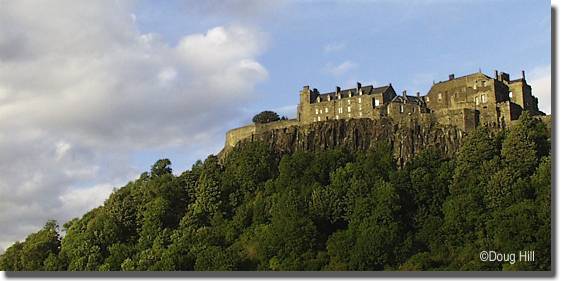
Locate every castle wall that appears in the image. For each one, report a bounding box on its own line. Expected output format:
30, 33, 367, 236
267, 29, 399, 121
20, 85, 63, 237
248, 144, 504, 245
226, 124, 256, 148
387, 102, 425, 120
497, 101, 522, 128
434, 108, 479, 131
507, 81, 539, 114
225, 119, 299, 148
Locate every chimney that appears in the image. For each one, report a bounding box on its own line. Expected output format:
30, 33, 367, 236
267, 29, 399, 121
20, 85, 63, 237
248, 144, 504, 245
449, 74, 455, 80
313, 88, 318, 94
499, 72, 510, 82
522, 70, 526, 80
402, 90, 407, 97
494, 70, 499, 79
416, 92, 420, 98
336, 86, 341, 94
303, 85, 309, 90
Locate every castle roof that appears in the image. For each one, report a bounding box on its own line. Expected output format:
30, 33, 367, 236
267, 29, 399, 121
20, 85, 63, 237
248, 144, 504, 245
427, 72, 492, 96
314, 84, 392, 102
432, 72, 491, 86
390, 95, 425, 106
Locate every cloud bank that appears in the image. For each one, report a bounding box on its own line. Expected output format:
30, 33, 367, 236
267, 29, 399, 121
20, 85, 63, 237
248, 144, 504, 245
0, 1, 268, 249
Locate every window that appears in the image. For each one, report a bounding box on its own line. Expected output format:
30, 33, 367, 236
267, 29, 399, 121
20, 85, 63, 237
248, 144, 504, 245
338, 107, 343, 114
359, 104, 362, 110
347, 106, 351, 112
374, 99, 380, 107
325, 107, 329, 113
481, 94, 487, 103
336, 115, 339, 120
358, 97, 362, 103
347, 99, 351, 104
348, 113, 351, 118
438, 93, 442, 101
318, 116, 321, 121
509, 91, 513, 99
426, 97, 430, 102
359, 112, 363, 117
475, 97, 479, 105
320, 109, 323, 114
473, 84, 477, 90
400, 105, 404, 113
315, 108, 319, 114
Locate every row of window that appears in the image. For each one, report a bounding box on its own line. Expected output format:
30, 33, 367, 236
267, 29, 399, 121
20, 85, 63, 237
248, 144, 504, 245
317, 105, 365, 115
317, 96, 366, 104
314, 112, 364, 122
317, 104, 366, 115
429, 93, 492, 105
314, 97, 385, 108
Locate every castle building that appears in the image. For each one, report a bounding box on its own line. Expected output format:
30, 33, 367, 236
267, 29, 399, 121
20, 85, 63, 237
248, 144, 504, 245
297, 70, 543, 131
297, 83, 397, 123
224, 69, 545, 150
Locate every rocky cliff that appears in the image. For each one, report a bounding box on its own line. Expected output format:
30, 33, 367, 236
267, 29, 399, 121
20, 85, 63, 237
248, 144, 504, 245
222, 117, 466, 166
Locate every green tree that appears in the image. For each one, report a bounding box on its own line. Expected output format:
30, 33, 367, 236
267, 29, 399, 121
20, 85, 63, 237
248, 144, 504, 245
1, 221, 61, 271
151, 159, 172, 177
252, 111, 280, 124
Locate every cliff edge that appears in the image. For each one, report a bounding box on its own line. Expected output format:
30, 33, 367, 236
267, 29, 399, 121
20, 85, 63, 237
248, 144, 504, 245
221, 117, 465, 166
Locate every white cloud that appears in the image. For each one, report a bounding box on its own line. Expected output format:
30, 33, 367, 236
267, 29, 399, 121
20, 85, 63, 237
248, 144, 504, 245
58, 184, 116, 218
323, 42, 346, 53
323, 61, 357, 76
527, 65, 551, 114
0, 1, 268, 249
157, 67, 178, 85
55, 141, 72, 161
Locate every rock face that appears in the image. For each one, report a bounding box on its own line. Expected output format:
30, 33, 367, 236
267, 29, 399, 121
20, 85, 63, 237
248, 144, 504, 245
223, 117, 465, 166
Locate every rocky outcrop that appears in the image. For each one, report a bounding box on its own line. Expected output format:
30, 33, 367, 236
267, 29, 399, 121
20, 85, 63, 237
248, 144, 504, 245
221, 117, 465, 166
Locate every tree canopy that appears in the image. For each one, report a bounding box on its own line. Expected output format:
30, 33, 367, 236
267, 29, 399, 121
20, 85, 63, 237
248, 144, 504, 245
252, 111, 280, 124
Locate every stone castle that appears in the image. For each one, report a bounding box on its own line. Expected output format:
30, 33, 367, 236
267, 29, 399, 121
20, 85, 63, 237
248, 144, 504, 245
225, 69, 545, 149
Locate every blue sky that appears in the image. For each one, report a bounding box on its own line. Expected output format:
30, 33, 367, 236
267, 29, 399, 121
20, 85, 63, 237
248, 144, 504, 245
0, 0, 551, 250
132, 0, 551, 171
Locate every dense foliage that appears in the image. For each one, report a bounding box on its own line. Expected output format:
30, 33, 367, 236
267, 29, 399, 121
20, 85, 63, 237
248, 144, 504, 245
0, 113, 551, 271
252, 111, 280, 124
